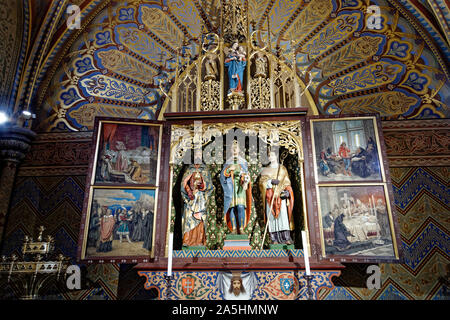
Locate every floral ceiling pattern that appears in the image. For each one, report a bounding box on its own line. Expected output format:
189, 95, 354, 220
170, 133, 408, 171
36, 0, 449, 131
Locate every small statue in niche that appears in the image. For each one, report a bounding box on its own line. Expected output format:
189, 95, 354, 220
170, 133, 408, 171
254, 51, 267, 78
259, 149, 295, 244
204, 53, 218, 81
181, 150, 214, 247
224, 42, 247, 94
220, 141, 252, 235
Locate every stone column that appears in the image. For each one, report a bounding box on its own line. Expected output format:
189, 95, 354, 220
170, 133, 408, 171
0, 125, 36, 248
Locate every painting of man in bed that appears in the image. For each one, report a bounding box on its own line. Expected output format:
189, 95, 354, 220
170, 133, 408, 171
95, 122, 160, 186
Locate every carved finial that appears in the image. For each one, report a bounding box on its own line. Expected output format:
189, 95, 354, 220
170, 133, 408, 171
37, 226, 45, 241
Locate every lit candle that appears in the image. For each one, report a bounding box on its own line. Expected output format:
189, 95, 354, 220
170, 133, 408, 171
167, 232, 173, 277
301, 231, 311, 276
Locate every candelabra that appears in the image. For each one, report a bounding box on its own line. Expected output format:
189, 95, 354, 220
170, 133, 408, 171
0, 226, 70, 299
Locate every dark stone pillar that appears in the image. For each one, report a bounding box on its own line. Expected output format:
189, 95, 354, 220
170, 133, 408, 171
0, 125, 36, 248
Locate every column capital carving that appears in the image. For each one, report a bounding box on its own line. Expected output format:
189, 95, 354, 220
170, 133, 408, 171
0, 125, 37, 163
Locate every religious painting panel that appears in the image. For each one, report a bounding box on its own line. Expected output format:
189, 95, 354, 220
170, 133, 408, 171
78, 117, 169, 263
317, 184, 399, 261
92, 120, 162, 186
304, 114, 402, 263
310, 117, 384, 183
79, 187, 158, 261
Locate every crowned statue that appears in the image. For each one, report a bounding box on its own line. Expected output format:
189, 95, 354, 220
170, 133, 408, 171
259, 150, 295, 245
220, 141, 253, 235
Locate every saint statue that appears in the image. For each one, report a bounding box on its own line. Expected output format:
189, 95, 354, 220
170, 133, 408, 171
224, 42, 246, 94
181, 158, 214, 247
220, 141, 252, 234
259, 150, 295, 244
204, 53, 218, 80
254, 52, 267, 78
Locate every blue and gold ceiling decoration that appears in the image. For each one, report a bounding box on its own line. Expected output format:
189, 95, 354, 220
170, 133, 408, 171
34, 0, 449, 132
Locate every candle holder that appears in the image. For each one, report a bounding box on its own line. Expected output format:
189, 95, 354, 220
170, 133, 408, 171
164, 274, 174, 300
302, 274, 314, 300
0, 226, 70, 299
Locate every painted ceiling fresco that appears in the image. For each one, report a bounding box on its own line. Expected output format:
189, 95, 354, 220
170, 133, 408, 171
36, 0, 449, 132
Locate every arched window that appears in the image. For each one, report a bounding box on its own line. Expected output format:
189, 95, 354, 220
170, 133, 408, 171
332, 120, 365, 152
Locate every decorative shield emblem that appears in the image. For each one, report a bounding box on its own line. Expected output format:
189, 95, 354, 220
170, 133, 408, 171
280, 277, 294, 295
181, 277, 196, 296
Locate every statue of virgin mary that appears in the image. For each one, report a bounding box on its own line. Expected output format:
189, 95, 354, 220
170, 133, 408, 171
224, 42, 246, 94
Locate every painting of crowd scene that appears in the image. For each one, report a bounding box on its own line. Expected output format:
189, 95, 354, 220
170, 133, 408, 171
319, 185, 395, 257
84, 188, 156, 258
312, 119, 382, 182
94, 122, 160, 185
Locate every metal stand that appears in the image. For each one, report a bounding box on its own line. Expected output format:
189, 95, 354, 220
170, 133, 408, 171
303, 274, 314, 300
0, 226, 70, 300
164, 274, 173, 300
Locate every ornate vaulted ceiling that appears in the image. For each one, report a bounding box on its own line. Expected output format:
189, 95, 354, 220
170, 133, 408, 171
29, 0, 449, 132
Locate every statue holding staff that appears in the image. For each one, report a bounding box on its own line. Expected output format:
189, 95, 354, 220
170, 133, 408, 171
220, 141, 252, 235
259, 150, 294, 246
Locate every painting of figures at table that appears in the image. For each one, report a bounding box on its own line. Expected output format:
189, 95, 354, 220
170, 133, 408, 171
84, 188, 156, 258
94, 122, 160, 185
312, 119, 382, 182
319, 186, 395, 258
